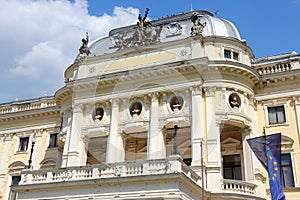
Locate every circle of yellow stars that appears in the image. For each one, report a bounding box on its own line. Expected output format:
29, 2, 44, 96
269, 155, 279, 181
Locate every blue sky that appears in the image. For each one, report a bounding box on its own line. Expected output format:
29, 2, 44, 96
0, 0, 299, 103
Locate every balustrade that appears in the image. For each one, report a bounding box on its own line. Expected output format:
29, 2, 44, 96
221, 179, 256, 194
20, 156, 200, 186
256, 63, 292, 75
0, 99, 56, 115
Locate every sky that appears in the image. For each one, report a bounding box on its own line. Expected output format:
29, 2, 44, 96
0, 0, 300, 104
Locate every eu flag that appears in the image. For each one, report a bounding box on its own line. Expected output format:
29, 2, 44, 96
247, 133, 285, 200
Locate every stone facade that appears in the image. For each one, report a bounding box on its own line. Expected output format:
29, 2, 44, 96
0, 10, 299, 200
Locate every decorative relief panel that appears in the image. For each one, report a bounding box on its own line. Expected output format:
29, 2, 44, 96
120, 96, 150, 134
160, 91, 191, 127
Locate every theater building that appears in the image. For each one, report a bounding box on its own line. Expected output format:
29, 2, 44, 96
0, 9, 300, 200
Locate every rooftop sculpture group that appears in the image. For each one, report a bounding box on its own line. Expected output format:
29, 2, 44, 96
191, 12, 206, 36
111, 8, 162, 50
78, 10, 207, 55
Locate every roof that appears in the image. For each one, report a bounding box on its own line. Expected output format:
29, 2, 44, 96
83, 10, 242, 58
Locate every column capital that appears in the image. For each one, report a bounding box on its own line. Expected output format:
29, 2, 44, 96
4, 133, 13, 142
190, 85, 202, 96
33, 129, 43, 138
292, 95, 300, 105
204, 87, 216, 97
110, 98, 120, 106
73, 103, 84, 113
148, 92, 160, 101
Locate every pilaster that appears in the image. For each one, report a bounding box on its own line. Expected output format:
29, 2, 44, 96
31, 129, 43, 169
241, 128, 254, 181
0, 133, 13, 195
190, 86, 204, 167
148, 92, 166, 159
106, 98, 125, 163
66, 103, 85, 166
204, 87, 222, 191
293, 96, 300, 140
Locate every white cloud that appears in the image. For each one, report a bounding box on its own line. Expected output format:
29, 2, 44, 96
0, 0, 139, 103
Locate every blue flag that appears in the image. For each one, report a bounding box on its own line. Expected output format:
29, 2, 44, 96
247, 133, 285, 200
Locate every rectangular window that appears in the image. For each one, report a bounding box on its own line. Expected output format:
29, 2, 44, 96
224, 50, 231, 59
18, 137, 29, 151
9, 176, 21, 200
232, 52, 239, 60
268, 106, 286, 124
48, 134, 58, 148
281, 154, 295, 187
223, 155, 242, 180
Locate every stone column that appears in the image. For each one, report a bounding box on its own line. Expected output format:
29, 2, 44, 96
204, 87, 222, 191
31, 129, 43, 169
190, 86, 204, 167
66, 104, 86, 167
148, 93, 166, 159
106, 98, 124, 163
0, 134, 12, 196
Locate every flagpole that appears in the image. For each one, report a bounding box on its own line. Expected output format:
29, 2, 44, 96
200, 139, 204, 200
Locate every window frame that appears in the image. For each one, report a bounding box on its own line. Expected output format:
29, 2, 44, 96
223, 48, 240, 61
222, 154, 243, 180
268, 105, 286, 124
48, 133, 58, 148
281, 153, 295, 188
264, 102, 289, 127
18, 137, 29, 152
9, 175, 21, 200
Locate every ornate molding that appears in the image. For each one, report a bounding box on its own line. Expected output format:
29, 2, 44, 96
189, 85, 202, 96
204, 87, 216, 97
148, 92, 160, 102
73, 103, 83, 113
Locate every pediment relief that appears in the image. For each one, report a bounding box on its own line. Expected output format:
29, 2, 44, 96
8, 161, 26, 172
221, 137, 242, 152
281, 135, 294, 149
221, 137, 241, 146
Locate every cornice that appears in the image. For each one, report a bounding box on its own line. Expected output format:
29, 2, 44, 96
0, 107, 60, 122
255, 90, 300, 102
0, 124, 59, 135
208, 60, 260, 82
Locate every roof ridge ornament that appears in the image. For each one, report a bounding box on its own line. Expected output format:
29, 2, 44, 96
191, 12, 206, 36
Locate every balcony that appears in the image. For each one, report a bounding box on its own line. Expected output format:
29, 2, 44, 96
14, 155, 206, 200
221, 179, 256, 194
20, 155, 201, 186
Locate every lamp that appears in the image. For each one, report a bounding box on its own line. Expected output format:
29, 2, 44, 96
27, 137, 36, 169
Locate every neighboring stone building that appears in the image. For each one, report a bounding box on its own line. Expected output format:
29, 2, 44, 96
0, 9, 299, 200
